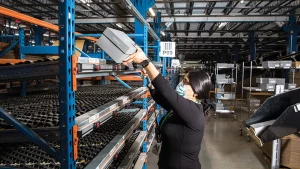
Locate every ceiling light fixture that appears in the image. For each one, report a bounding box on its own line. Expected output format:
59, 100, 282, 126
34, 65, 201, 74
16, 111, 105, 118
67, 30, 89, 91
161, 31, 165, 36
240, 0, 244, 3
116, 23, 123, 28
149, 7, 156, 16
80, 0, 90, 6
218, 22, 227, 28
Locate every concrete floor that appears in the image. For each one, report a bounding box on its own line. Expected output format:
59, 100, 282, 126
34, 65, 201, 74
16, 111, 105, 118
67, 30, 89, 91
147, 111, 270, 169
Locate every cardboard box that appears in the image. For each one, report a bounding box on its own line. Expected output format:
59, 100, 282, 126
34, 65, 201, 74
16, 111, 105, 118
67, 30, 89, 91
292, 62, 300, 68
215, 88, 224, 92
261, 134, 300, 169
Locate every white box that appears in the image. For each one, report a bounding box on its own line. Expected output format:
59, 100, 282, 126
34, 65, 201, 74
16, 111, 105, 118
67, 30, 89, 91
96, 28, 137, 63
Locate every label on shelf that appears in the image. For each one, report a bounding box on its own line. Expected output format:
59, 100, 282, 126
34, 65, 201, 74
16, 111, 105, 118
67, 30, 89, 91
89, 114, 99, 122
110, 104, 117, 111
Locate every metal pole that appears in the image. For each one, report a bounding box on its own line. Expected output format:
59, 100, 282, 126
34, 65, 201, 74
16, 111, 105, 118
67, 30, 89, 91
249, 61, 253, 118
240, 62, 245, 135
271, 139, 281, 169
58, 0, 77, 168
293, 69, 295, 84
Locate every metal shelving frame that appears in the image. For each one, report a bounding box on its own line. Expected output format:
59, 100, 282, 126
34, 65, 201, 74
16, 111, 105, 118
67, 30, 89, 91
240, 61, 299, 136
0, 0, 162, 169
214, 64, 238, 119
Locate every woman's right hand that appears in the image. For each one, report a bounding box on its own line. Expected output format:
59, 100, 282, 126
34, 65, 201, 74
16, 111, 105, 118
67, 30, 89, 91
123, 45, 148, 65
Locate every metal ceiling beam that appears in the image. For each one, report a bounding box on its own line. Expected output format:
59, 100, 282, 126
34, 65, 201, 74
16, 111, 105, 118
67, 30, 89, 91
120, 0, 160, 41
169, 0, 177, 36
0, 6, 98, 41
155, 0, 288, 2
174, 33, 288, 38
176, 43, 290, 46
45, 16, 289, 24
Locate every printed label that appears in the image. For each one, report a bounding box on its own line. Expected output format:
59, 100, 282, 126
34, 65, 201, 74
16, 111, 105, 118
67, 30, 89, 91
110, 104, 117, 111
89, 115, 96, 122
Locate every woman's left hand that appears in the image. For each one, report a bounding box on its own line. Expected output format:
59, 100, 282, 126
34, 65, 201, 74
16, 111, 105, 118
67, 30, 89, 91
123, 45, 148, 65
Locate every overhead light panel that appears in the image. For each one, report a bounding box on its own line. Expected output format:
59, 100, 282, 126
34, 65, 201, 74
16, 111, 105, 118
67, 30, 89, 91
43, 34, 49, 37
218, 22, 227, 28
4, 24, 18, 29
116, 23, 123, 28
240, 0, 244, 3
149, 7, 156, 16
80, 0, 90, 6
161, 31, 165, 36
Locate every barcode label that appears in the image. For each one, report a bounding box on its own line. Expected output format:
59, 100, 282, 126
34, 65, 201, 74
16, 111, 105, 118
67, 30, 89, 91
160, 42, 176, 57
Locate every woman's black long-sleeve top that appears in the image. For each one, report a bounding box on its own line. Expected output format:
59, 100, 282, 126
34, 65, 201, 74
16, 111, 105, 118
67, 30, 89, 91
150, 74, 205, 169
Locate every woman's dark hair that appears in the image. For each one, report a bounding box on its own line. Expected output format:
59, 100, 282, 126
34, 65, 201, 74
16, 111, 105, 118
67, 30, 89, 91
188, 70, 212, 100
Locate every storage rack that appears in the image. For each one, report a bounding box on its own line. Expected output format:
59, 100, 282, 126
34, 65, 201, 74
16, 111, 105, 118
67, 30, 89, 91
240, 61, 299, 136
214, 63, 238, 119
0, 0, 165, 169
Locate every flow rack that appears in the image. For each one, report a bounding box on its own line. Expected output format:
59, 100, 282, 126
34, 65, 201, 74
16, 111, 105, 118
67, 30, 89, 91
240, 61, 299, 136
0, 0, 165, 168
214, 63, 238, 119
0, 87, 147, 143
0, 60, 142, 82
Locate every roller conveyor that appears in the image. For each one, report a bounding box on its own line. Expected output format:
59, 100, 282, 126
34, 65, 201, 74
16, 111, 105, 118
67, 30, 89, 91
0, 86, 147, 142
84, 109, 147, 169
0, 59, 141, 82
0, 109, 141, 169
109, 110, 157, 169
107, 132, 141, 169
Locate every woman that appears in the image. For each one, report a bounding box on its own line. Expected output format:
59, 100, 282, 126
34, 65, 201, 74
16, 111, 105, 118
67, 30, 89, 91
124, 45, 211, 169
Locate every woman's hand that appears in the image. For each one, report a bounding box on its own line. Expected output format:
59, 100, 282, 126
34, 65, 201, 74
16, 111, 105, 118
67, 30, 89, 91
123, 45, 148, 65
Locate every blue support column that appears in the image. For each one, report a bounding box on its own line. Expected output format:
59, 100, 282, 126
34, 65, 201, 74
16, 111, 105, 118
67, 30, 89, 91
154, 12, 161, 62
131, 0, 154, 110
34, 26, 44, 46
19, 28, 26, 97
282, 11, 300, 83
19, 29, 25, 59
162, 57, 167, 77
142, 141, 147, 152
101, 77, 105, 86
102, 51, 106, 59
249, 32, 256, 61
59, 0, 77, 168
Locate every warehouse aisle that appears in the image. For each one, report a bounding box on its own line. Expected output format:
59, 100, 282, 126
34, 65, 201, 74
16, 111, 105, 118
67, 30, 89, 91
147, 111, 269, 169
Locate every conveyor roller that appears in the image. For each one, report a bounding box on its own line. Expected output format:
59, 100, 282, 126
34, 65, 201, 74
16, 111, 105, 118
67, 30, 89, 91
0, 109, 140, 169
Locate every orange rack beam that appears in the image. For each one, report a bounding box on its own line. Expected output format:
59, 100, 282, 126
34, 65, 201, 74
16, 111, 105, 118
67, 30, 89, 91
0, 6, 97, 42
78, 75, 143, 81
105, 75, 143, 81
0, 59, 27, 64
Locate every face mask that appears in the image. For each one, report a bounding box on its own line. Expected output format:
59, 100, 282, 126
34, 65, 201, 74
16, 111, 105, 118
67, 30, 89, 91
175, 81, 187, 98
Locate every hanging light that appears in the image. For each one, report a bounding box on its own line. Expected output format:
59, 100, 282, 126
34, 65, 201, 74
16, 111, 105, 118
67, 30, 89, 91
149, 7, 156, 16
116, 23, 123, 28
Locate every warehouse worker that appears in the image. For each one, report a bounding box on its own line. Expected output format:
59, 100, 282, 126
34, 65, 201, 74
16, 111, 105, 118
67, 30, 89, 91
123, 45, 211, 169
